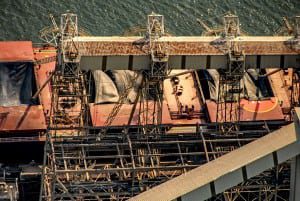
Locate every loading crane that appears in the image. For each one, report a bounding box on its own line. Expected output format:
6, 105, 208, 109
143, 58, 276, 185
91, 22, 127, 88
196, 18, 223, 36
197, 12, 246, 37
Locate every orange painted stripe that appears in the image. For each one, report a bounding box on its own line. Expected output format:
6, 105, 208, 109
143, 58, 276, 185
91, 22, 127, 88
242, 98, 278, 113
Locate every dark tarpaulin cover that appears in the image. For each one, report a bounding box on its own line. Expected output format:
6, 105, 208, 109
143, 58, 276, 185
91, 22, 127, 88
0, 63, 33, 106
206, 69, 268, 101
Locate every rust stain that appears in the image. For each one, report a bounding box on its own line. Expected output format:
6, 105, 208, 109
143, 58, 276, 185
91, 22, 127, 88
206, 98, 285, 122
0, 41, 34, 62
0, 105, 46, 131
66, 39, 299, 56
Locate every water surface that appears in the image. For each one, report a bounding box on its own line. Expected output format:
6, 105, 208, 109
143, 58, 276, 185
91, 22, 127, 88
0, 0, 299, 42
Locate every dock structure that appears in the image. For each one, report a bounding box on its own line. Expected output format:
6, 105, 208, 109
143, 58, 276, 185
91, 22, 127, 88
0, 12, 300, 201
67, 36, 300, 71
130, 109, 300, 201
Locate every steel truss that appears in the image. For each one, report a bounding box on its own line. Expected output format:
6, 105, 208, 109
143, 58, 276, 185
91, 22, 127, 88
40, 12, 89, 201
40, 121, 286, 201
40, 60, 89, 200
216, 14, 245, 133
135, 13, 169, 135
208, 123, 290, 201
210, 163, 290, 201
40, 12, 294, 201
216, 45, 245, 131
291, 68, 300, 108
224, 14, 240, 38
148, 13, 168, 124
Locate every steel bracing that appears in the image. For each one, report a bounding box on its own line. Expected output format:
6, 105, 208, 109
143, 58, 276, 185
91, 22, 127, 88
41, 122, 286, 200
130, 119, 300, 201
40, 12, 90, 201
210, 164, 290, 201
39, 12, 299, 201
216, 14, 246, 135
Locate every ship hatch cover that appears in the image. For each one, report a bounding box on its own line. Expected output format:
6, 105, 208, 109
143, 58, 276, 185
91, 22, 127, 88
0, 41, 34, 62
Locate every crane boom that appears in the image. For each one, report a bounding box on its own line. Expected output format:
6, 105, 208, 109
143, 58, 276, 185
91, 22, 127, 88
196, 18, 212, 32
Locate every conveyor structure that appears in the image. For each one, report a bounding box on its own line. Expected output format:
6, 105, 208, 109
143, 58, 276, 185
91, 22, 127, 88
2, 11, 297, 201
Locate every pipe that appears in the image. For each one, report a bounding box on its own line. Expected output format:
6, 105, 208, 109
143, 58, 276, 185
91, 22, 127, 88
259, 68, 281, 78
32, 72, 54, 100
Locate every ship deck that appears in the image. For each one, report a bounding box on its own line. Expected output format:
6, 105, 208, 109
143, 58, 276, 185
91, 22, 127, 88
0, 40, 297, 139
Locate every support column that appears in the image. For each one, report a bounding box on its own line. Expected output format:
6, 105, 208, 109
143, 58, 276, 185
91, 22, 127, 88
290, 108, 300, 201
289, 156, 300, 201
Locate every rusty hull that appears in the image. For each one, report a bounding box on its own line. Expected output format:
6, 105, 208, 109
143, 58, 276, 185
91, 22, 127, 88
33, 47, 57, 114
0, 42, 294, 133
90, 101, 173, 127
0, 105, 46, 131
0, 41, 34, 62
0, 45, 56, 133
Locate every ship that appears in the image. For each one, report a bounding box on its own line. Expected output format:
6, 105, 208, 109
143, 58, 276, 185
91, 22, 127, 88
0, 11, 300, 201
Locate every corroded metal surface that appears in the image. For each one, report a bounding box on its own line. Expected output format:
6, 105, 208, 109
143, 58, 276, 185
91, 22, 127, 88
90, 70, 205, 127
33, 47, 56, 116
267, 68, 292, 114
90, 101, 172, 126
164, 70, 204, 123
129, 123, 297, 201
0, 46, 55, 132
0, 44, 294, 134
0, 105, 46, 131
206, 97, 285, 122
65, 36, 300, 56
0, 41, 34, 62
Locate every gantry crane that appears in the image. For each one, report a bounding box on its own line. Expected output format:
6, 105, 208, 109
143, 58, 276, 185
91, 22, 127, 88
197, 12, 246, 37
40, 12, 90, 201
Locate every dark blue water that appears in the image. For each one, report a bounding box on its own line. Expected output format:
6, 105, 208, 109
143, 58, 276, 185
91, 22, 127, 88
0, 0, 300, 42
